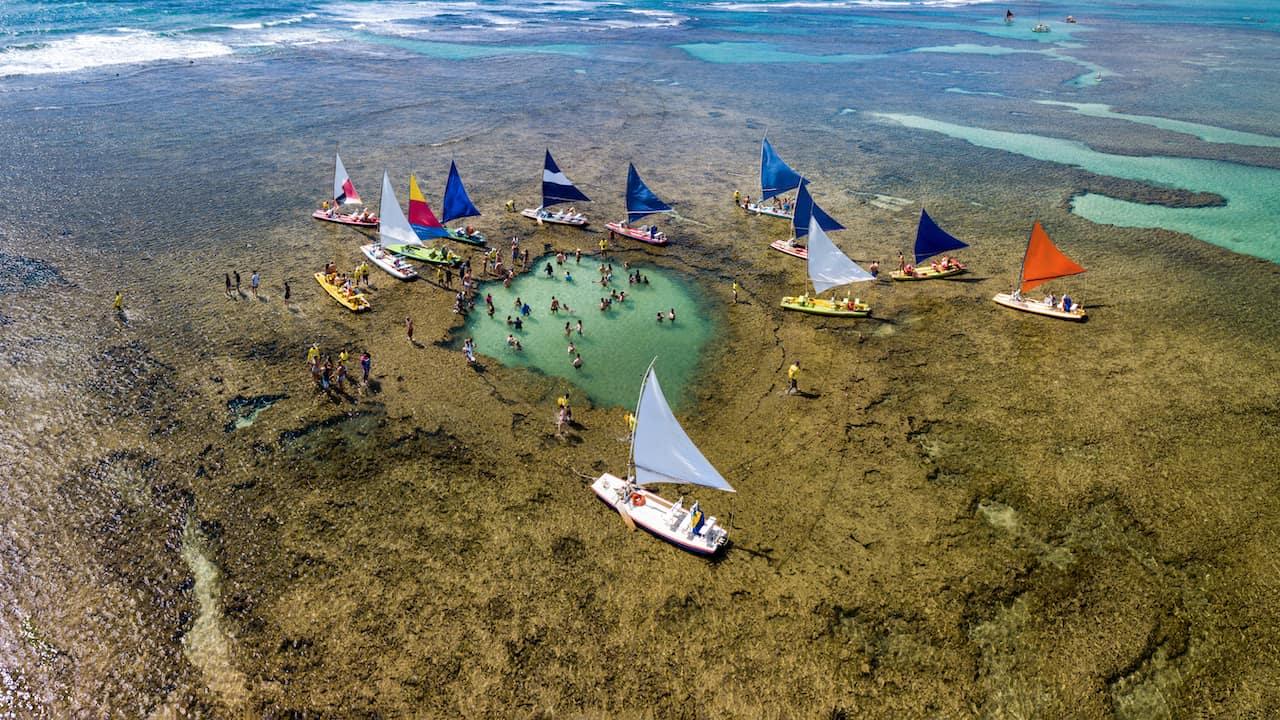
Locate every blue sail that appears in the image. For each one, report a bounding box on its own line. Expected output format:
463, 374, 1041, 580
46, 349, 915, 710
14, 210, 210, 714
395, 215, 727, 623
625, 163, 672, 223
542, 149, 591, 208
760, 137, 808, 201
913, 208, 969, 263
440, 161, 481, 224
791, 183, 845, 239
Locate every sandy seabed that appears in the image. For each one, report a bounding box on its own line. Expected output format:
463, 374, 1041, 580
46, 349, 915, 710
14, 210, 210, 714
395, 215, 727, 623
1, 37, 1278, 719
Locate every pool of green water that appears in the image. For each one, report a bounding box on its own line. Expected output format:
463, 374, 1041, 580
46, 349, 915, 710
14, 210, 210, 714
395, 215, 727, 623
458, 256, 717, 410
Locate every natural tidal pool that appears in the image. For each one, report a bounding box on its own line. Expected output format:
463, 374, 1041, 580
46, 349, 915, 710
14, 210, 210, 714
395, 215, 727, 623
458, 255, 716, 410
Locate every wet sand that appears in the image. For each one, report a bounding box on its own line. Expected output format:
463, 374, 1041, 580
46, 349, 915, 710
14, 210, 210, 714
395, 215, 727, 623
2, 42, 1279, 718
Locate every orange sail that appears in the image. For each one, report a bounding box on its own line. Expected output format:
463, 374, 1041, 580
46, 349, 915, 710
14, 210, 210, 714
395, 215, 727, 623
1020, 221, 1085, 293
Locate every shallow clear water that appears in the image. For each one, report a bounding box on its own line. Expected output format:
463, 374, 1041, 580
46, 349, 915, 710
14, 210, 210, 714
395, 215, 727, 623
461, 256, 715, 410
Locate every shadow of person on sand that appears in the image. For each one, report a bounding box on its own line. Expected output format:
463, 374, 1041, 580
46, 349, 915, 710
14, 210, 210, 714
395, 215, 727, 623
364, 379, 382, 395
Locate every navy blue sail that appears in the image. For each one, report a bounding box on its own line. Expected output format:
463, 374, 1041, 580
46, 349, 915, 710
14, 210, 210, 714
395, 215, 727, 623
791, 183, 845, 239
760, 137, 808, 201
913, 208, 969, 263
542, 150, 591, 208
625, 163, 672, 223
440, 160, 481, 224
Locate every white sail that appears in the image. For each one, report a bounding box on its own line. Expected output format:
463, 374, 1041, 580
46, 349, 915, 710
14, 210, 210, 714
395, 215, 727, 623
807, 217, 874, 294
631, 366, 735, 493
378, 171, 421, 247
333, 153, 360, 205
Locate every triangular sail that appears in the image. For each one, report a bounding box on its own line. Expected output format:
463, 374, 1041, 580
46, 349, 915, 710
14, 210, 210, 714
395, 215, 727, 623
333, 153, 361, 205
808, 217, 874, 294
624, 163, 672, 223
760, 137, 808, 201
441, 161, 481, 224
542, 150, 591, 208
631, 365, 735, 492
913, 208, 969, 264
790, 183, 844, 239
1019, 221, 1085, 293
408, 174, 450, 240
378, 171, 420, 247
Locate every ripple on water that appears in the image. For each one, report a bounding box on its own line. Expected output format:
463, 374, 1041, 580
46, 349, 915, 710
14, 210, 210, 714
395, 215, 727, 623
459, 256, 717, 410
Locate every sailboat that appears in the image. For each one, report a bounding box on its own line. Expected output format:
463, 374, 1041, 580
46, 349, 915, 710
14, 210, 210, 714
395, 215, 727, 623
312, 153, 379, 227
383, 174, 462, 267
440, 160, 486, 246
890, 208, 969, 280
746, 137, 807, 219
992, 220, 1087, 320
780, 217, 875, 317
769, 183, 844, 260
520, 150, 590, 227
605, 163, 673, 246
357, 172, 418, 280
590, 363, 734, 556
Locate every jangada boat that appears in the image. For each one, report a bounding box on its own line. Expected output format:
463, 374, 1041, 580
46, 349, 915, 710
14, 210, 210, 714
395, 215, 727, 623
521, 150, 590, 226
890, 208, 969, 280
745, 137, 806, 220
358, 171, 418, 280
440, 160, 486, 246
780, 217, 875, 317
591, 363, 734, 556
383, 174, 462, 267
992, 220, 1087, 320
605, 163, 673, 246
314, 272, 370, 312
312, 153, 379, 227
769, 183, 844, 260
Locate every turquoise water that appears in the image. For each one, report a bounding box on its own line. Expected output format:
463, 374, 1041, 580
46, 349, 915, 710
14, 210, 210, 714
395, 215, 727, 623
461, 257, 715, 410
1037, 101, 1280, 147
873, 112, 1280, 264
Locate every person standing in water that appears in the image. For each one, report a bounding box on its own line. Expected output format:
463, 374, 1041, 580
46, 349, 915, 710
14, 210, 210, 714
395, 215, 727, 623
112, 290, 124, 319
360, 351, 371, 384
284, 279, 291, 301
405, 316, 414, 343
225, 273, 233, 298
250, 270, 260, 298
787, 360, 801, 395
234, 270, 241, 293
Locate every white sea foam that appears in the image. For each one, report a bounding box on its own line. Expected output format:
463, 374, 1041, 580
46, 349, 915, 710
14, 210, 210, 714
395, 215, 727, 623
710, 0, 996, 11
0, 30, 233, 77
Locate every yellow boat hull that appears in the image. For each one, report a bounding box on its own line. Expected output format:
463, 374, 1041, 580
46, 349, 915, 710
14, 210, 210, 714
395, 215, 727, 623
780, 296, 870, 317
315, 272, 370, 312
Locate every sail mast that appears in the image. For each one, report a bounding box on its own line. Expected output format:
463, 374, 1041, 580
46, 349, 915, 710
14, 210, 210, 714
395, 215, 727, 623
627, 357, 659, 480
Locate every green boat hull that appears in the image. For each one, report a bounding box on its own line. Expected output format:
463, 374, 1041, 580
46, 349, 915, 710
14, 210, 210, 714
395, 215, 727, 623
386, 244, 462, 266
447, 227, 486, 246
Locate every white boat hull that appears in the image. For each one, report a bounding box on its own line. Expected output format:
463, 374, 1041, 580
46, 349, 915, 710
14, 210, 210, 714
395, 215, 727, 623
746, 202, 793, 220
591, 473, 728, 556
360, 244, 417, 280
521, 208, 588, 226
992, 292, 1086, 321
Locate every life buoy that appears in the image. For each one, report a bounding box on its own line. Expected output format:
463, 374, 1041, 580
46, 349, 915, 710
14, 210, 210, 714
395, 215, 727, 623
630, 493, 646, 507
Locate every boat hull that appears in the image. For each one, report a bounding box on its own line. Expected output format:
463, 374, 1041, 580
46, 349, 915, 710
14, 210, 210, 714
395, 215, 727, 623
446, 227, 486, 246
359, 244, 417, 280
992, 292, 1086, 321
746, 202, 793, 220
385, 244, 462, 267
890, 265, 966, 281
591, 473, 728, 556
314, 272, 370, 312
521, 208, 588, 226
769, 239, 807, 259
780, 296, 870, 317
312, 209, 378, 228
605, 222, 668, 246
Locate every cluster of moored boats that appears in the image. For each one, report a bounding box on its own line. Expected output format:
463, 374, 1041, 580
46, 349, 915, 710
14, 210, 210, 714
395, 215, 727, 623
309, 139, 1089, 556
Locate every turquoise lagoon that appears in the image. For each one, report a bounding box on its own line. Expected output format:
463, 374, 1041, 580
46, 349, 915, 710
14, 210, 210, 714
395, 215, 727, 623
873, 112, 1280, 264
460, 256, 716, 410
